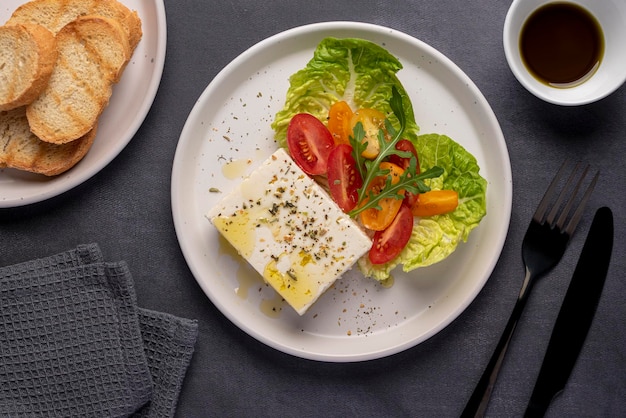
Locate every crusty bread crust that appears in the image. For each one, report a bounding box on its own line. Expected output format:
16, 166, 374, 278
1, 0, 142, 176
7, 0, 142, 53
26, 16, 130, 144
0, 107, 96, 176
0, 23, 57, 111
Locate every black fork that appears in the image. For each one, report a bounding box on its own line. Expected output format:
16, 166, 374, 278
461, 160, 598, 418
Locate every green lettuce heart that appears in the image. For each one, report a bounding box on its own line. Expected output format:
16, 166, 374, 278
271, 37, 419, 145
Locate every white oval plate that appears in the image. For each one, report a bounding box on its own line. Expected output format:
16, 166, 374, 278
172, 22, 512, 362
0, 0, 166, 207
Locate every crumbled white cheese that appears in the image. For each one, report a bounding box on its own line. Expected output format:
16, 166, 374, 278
207, 148, 372, 315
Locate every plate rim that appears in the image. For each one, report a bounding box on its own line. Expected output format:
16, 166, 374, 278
0, 0, 167, 208
172, 21, 512, 362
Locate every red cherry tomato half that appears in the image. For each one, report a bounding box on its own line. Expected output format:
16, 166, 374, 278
369, 203, 414, 265
388, 139, 421, 207
388, 139, 420, 172
327, 144, 363, 212
287, 113, 335, 175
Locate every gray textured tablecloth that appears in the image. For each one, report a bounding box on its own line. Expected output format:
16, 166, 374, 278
0, 244, 198, 417
1, 1, 625, 417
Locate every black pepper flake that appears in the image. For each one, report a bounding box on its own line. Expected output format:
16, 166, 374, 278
268, 203, 279, 216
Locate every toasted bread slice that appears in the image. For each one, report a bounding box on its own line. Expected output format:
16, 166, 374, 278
0, 107, 96, 176
26, 16, 129, 144
0, 23, 57, 111
7, 0, 142, 53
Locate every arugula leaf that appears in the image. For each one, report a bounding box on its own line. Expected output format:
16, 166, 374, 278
350, 166, 443, 216
350, 122, 368, 180
348, 87, 443, 217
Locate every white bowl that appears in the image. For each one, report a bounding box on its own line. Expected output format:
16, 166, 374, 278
503, 0, 626, 105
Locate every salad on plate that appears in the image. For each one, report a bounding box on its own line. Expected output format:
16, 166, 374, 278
271, 37, 487, 282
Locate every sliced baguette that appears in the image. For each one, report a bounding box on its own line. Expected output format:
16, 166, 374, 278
26, 15, 130, 144
0, 107, 96, 176
0, 23, 57, 111
7, 0, 142, 54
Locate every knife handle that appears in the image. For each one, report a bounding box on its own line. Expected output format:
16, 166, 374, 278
524, 207, 614, 418
525, 391, 552, 417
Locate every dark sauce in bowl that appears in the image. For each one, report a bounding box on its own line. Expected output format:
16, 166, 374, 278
520, 3, 604, 88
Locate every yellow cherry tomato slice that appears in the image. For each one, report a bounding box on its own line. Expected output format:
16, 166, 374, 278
411, 190, 459, 217
350, 108, 387, 159
327, 101, 354, 145
359, 162, 405, 231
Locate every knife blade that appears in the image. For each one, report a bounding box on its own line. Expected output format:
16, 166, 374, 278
524, 206, 613, 418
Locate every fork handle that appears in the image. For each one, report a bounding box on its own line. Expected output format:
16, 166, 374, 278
461, 280, 533, 418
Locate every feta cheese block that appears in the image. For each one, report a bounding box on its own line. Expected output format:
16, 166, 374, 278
206, 148, 372, 315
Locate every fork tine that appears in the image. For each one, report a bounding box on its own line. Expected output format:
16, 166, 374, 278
533, 160, 570, 223
545, 161, 584, 225
555, 163, 590, 229
533, 160, 598, 236
563, 170, 599, 236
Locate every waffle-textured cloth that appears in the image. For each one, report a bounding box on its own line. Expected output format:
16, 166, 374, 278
132, 309, 199, 418
0, 244, 198, 418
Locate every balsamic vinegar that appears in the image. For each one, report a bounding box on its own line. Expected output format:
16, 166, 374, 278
520, 3, 604, 88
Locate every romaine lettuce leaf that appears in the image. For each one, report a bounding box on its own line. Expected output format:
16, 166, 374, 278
357, 134, 487, 280
271, 37, 419, 145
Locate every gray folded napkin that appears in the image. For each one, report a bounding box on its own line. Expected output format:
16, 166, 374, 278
132, 309, 198, 418
0, 243, 198, 418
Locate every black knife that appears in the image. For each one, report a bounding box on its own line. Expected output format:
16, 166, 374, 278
524, 206, 614, 417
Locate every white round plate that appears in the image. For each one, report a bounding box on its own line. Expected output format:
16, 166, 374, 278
0, 0, 166, 207
172, 22, 512, 362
